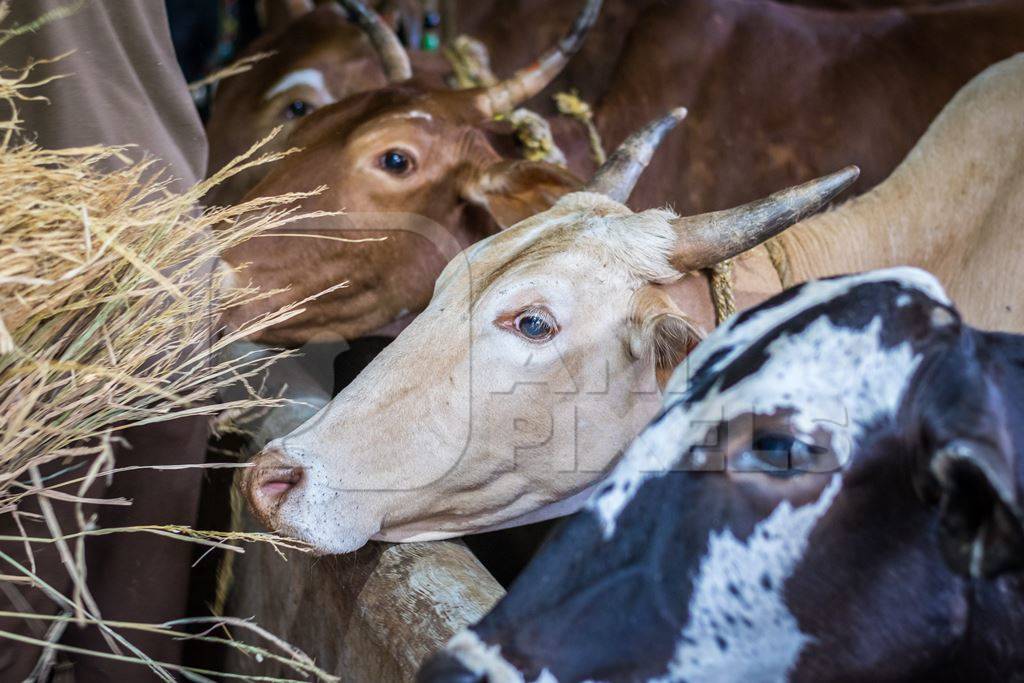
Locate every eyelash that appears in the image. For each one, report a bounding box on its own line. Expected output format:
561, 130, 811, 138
498, 306, 558, 343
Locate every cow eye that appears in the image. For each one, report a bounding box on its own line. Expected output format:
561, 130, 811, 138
513, 308, 557, 342
380, 149, 413, 175
733, 433, 825, 477
284, 99, 312, 119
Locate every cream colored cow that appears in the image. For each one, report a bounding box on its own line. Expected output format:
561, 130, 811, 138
245, 53, 1024, 554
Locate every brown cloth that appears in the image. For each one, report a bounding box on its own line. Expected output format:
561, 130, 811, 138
0, 0, 207, 189
0, 1, 211, 681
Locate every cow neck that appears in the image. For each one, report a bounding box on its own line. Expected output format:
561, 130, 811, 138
666, 244, 784, 337
773, 189, 903, 284
775, 167, 982, 292
778, 56, 1024, 292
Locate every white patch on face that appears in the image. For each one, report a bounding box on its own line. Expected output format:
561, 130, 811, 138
653, 475, 842, 683
446, 630, 562, 683
263, 68, 332, 101
589, 267, 944, 538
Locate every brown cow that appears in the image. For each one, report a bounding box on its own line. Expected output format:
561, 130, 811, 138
214, 0, 1024, 215
205, 0, 452, 206
216, 0, 1024, 347
459, 0, 1024, 212
218, 0, 601, 346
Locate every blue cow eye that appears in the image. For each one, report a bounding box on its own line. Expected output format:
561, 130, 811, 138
380, 149, 412, 174
513, 309, 556, 341
734, 433, 826, 477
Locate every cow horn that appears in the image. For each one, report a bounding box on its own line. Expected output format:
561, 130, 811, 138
471, 0, 603, 118
670, 166, 861, 272
337, 0, 412, 82
584, 107, 687, 203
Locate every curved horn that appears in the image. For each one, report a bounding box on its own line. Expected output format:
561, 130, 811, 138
337, 0, 412, 82
472, 0, 603, 118
670, 166, 861, 272
584, 107, 687, 203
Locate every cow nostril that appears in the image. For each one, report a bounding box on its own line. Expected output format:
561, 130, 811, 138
417, 652, 485, 683
248, 448, 304, 507
258, 465, 303, 500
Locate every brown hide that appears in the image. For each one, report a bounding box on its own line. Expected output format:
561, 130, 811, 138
460, 0, 1024, 212
206, 7, 381, 206
215, 1, 1024, 345
783, 0, 969, 7
205, 4, 451, 206
455, 0, 657, 117
599, 0, 1024, 212
219, 85, 580, 345
211, 0, 1023, 211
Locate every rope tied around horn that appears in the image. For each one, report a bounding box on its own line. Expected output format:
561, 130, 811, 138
444, 34, 569, 167
555, 89, 607, 166
503, 109, 568, 166
444, 35, 497, 89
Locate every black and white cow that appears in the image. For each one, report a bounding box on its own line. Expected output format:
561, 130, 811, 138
419, 267, 1024, 683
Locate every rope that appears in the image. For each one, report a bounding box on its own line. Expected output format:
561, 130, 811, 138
763, 237, 792, 289
708, 260, 737, 325
441, 33, 802, 321
505, 109, 567, 166
443, 34, 568, 167
554, 89, 607, 165
705, 240, 792, 325
443, 35, 497, 89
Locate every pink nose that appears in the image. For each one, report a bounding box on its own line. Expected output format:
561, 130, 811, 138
244, 447, 304, 527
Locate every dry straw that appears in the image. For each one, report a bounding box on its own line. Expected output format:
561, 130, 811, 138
0, 12, 341, 682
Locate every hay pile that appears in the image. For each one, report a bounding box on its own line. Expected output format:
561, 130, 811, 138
0, 135, 307, 490
0, 37, 339, 683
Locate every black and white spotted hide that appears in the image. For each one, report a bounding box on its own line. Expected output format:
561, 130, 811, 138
418, 267, 1024, 683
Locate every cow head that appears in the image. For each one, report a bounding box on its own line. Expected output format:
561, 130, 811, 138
421, 268, 1024, 683
241, 106, 859, 553
205, 1, 399, 206
219, 0, 602, 344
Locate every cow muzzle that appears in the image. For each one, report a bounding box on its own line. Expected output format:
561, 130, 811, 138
244, 447, 305, 529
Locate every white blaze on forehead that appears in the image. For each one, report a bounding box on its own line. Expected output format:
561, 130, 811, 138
654, 475, 843, 683
263, 68, 332, 101
590, 267, 946, 537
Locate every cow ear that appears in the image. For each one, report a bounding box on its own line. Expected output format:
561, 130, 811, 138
258, 0, 314, 31
909, 335, 1024, 579
924, 439, 1024, 578
462, 160, 581, 229
629, 285, 702, 390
